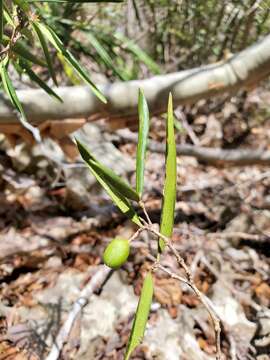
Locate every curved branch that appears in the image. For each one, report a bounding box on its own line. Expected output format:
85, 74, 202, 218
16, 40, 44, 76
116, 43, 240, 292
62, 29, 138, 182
0, 34, 270, 124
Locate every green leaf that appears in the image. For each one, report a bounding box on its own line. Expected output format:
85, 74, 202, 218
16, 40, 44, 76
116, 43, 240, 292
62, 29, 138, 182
0, 61, 27, 121
174, 119, 184, 133
76, 139, 139, 202
0, 60, 41, 141
125, 272, 153, 360
76, 139, 142, 226
80, 31, 128, 81
114, 32, 161, 74
32, 21, 58, 85
12, 41, 46, 67
35, 22, 106, 103
136, 89, 149, 198
0, 0, 3, 43
3, 3, 14, 27
57, 52, 81, 85
159, 93, 177, 252
13, 0, 30, 12
21, 62, 62, 102
91, 160, 140, 202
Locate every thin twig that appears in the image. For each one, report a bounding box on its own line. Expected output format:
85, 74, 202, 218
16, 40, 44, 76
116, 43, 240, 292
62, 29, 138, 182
45, 266, 112, 360
207, 231, 262, 241
155, 263, 190, 286
146, 225, 222, 360
128, 227, 144, 243
175, 108, 200, 145
139, 200, 152, 225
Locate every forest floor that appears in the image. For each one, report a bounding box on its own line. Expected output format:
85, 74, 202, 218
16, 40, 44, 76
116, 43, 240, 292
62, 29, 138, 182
0, 88, 270, 360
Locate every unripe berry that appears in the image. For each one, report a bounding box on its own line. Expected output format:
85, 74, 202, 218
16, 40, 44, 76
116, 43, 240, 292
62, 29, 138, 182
103, 237, 130, 269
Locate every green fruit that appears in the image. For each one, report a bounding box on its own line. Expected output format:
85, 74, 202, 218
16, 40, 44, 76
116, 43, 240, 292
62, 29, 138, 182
103, 237, 130, 269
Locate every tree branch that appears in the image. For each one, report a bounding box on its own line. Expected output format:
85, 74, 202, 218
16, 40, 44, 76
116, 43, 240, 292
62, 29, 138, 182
0, 34, 270, 124
117, 129, 270, 166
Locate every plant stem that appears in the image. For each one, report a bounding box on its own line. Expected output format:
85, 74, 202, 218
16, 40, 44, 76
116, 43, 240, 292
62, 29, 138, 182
139, 200, 152, 225
128, 227, 144, 243
146, 224, 222, 360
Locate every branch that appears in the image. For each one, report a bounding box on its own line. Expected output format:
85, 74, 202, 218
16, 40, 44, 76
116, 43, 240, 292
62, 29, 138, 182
147, 225, 222, 360
117, 129, 270, 166
0, 34, 270, 124
45, 266, 112, 360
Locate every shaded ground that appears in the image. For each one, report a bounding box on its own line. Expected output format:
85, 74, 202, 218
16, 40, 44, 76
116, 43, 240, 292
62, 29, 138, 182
0, 89, 270, 360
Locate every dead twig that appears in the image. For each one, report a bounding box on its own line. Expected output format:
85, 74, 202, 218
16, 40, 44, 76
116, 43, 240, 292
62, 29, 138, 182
45, 266, 112, 360
155, 263, 190, 286
128, 227, 144, 243
139, 200, 153, 225
207, 231, 262, 241
174, 108, 200, 145
117, 129, 270, 167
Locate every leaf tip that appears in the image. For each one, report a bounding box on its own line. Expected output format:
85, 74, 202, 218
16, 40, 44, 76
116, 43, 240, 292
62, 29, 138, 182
138, 87, 144, 97
100, 94, 107, 104
168, 92, 173, 108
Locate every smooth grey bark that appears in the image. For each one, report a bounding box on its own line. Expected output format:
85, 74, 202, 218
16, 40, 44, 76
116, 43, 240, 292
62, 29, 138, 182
0, 34, 270, 124
117, 129, 270, 166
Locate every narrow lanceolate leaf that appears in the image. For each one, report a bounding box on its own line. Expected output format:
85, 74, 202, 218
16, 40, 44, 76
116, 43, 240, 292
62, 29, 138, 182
57, 52, 81, 85
35, 22, 106, 103
76, 140, 142, 227
114, 33, 161, 74
90, 165, 141, 226
0, 0, 3, 42
82, 31, 128, 81
76, 139, 139, 202
22, 62, 62, 102
32, 22, 58, 85
3, 5, 14, 27
136, 89, 149, 198
90, 160, 140, 202
0, 62, 27, 121
0, 61, 41, 141
125, 272, 153, 360
159, 93, 177, 252
13, 41, 46, 67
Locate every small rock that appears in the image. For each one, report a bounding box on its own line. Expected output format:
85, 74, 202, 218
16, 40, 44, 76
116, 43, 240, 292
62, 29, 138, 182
35, 269, 85, 305
144, 309, 183, 360
253, 210, 270, 236
76, 272, 138, 358
45, 256, 62, 269
254, 334, 270, 348
259, 317, 270, 336
224, 213, 250, 246
7, 143, 31, 171
212, 281, 256, 356
256, 355, 270, 360
225, 248, 250, 262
